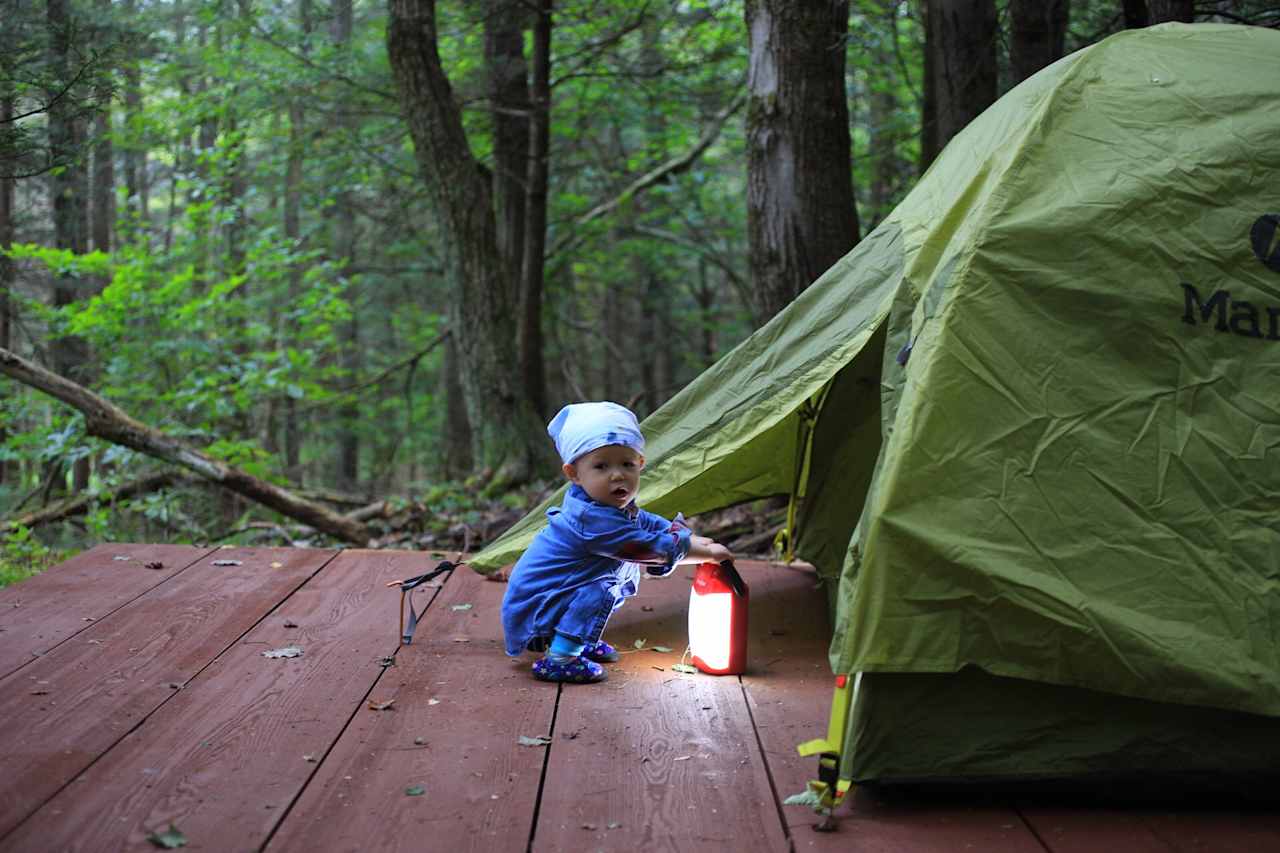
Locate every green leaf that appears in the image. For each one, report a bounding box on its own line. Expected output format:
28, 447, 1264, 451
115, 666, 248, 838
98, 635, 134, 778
405, 785, 426, 796
652, 646, 673, 653
518, 735, 552, 747
147, 824, 187, 849
671, 663, 698, 674
632, 638, 646, 649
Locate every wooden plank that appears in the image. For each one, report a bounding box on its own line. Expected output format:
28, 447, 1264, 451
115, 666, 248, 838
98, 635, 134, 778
0, 543, 215, 679
266, 563, 555, 853
1018, 805, 1170, 852
0, 546, 335, 840
532, 567, 790, 853
740, 561, 1045, 853
1144, 810, 1280, 852
0, 548, 434, 853
1021, 805, 1280, 853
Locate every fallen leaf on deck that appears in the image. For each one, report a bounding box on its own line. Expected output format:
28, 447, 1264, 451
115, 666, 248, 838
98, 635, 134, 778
82, 617, 95, 622
652, 646, 673, 653
651, 666, 664, 671
262, 646, 303, 659
211, 560, 242, 567
270, 561, 283, 569
414, 737, 426, 745
632, 638, 646, 649
518, 735, 552, 747
168, 683, 182, 690
367, 699, 396, 711
377, 656, 395, 667
641, 605, 654, 612
284, 620, 299, 629
451, 604, 473, 611
144, 561, 164, 570
428, 698, 440, 706
303, 754, 318, 763
673, 755, 691, 761
30, 690, 50, 696
146, 824, 187, 849
112, 556, 131, 561
87, 639, 103, 645
607, 822, 622, 830
671, 663, 698, 674
405, 785, 425, 796
581, 823, 597, 831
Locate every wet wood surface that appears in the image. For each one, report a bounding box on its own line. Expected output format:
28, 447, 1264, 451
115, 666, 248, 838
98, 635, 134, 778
1, 546, 1276, 853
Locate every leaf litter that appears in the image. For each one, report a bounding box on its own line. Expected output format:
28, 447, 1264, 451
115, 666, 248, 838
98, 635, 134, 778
262, 647, 303, 659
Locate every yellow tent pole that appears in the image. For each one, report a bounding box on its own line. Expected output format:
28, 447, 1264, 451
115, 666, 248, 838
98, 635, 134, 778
796, 673, 857, 810
777, 383, 832, 562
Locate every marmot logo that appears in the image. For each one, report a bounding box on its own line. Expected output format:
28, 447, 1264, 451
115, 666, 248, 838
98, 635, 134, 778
1252, 214, 1280, 274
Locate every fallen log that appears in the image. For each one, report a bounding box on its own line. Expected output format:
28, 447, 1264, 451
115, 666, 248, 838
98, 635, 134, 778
0, 346, 371, 544
2, 470, 191, 531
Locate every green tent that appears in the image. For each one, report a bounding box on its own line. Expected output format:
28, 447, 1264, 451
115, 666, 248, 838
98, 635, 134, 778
474, 23, 1280, 791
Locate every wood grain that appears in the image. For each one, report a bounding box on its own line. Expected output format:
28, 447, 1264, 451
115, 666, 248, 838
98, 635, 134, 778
267, 563, 555, 853
0, 546, 335, 840
0, 543, 215, 679
532, 566, 789, 853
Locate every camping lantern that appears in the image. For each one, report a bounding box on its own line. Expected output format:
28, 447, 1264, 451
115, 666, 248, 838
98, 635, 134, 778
688, 560, 749, 675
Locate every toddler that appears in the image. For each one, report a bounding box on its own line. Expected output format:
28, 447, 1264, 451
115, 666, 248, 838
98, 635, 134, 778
501, 401, 731, 683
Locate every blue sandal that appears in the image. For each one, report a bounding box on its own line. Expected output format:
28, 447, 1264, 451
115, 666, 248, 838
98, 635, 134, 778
582, 640, 620, 663
532, 655, 607, 683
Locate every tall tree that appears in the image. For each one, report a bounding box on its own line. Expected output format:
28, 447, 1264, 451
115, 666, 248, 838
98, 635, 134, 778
1148, 0, 1194, 22
744, 0, 860, 327
332, 0, 360, 491
281, 0, 313, 482
1009, 0, 1069, 85
120, 0, 147, 242
519, 0, 551, 418
930, 0, 997, 152
0, 91, 12, 488
1122, 0, 1150, 28
387, 0, 551, 485
47, 0, 92, 492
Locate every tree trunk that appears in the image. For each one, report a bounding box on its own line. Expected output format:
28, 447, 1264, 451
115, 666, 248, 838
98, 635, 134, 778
332, 0, 360, 491
920, 0, 939, 171
387, 0, 551, 485
744, 0, 860, 327
1009, 0, 1069, 85
440, 332, 473, 478
484, 0, 528, 294
932, 0, 998, 152
519, 0, 550, 419
1122, 0, 1150, 28
0, 92, 12, 487
47, 0, 92, 493
0, 346, 371, 543
1148, 0, 1193, 22
281, 0, 312, 483
122, 0, 147, 242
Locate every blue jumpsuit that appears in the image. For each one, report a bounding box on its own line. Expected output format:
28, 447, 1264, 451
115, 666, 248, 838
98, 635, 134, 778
502, 484, 691, 656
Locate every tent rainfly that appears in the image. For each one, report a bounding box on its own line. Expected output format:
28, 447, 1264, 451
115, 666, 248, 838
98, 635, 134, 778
473, 23, 1280, 797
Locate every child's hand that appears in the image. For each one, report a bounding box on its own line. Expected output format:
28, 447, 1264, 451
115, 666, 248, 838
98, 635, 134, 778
705, 541, 732, 562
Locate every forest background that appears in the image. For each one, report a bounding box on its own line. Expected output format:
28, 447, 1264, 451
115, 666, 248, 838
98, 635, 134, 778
1, 0, 1276, 581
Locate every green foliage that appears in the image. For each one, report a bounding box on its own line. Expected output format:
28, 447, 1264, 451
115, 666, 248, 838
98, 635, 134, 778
0, 525, 64, 587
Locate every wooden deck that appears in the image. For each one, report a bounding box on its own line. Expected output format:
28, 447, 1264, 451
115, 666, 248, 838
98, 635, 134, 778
1, 544, 1277, 852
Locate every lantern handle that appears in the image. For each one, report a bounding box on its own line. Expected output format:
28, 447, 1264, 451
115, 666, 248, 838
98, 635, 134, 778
719, 559, 748, 597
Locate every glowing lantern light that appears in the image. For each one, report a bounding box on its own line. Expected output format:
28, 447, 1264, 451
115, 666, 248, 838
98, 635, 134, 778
688, 560, 749, 675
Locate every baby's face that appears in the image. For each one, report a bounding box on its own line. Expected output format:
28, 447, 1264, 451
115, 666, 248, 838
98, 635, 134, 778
565, 444, 644, 509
